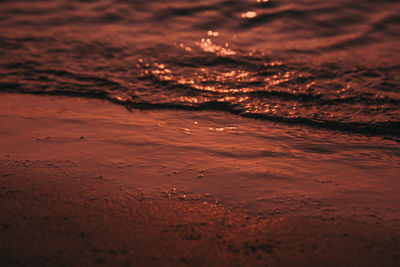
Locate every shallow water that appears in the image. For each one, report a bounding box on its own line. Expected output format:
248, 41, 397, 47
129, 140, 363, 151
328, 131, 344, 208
1, 94, 400, 227
0, 1, 399, 223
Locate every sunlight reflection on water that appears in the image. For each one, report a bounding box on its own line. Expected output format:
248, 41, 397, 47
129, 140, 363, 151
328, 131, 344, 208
0, 0, 399, 138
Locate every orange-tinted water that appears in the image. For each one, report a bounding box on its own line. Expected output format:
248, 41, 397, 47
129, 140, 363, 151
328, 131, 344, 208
0, 0, 399, 137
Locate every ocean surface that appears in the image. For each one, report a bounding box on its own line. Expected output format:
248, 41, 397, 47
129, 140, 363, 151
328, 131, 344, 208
1, 0, 400, 138
1, 0, 399, 223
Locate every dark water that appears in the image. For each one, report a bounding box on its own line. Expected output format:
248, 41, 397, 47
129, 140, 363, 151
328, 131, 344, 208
1, 0, 399, 138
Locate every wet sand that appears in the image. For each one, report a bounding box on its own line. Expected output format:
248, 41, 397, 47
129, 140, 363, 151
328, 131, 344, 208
0, 93, 399, 266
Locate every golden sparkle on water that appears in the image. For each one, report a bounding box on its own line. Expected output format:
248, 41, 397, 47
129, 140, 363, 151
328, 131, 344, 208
135, 33, 307, 118
207, 31, 219, 37
198, 38, 236, 56
241, 11, 257, 19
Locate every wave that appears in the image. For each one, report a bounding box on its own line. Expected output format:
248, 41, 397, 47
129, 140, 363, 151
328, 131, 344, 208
0, 0, 399, 140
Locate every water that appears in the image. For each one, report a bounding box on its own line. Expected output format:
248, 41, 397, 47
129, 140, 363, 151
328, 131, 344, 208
1, 0, 399, 138
0, 0, 399, 223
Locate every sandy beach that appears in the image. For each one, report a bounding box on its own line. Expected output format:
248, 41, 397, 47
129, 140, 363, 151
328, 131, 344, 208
1, 158, 399, 267
1, 0, 400, 265
0, 93, 399, 266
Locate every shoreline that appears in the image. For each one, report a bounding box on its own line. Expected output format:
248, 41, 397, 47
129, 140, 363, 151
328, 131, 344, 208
0, 92, 399, 266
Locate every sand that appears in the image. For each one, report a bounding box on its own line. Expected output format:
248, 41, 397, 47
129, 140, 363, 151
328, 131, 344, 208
0, 93, 399, 266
